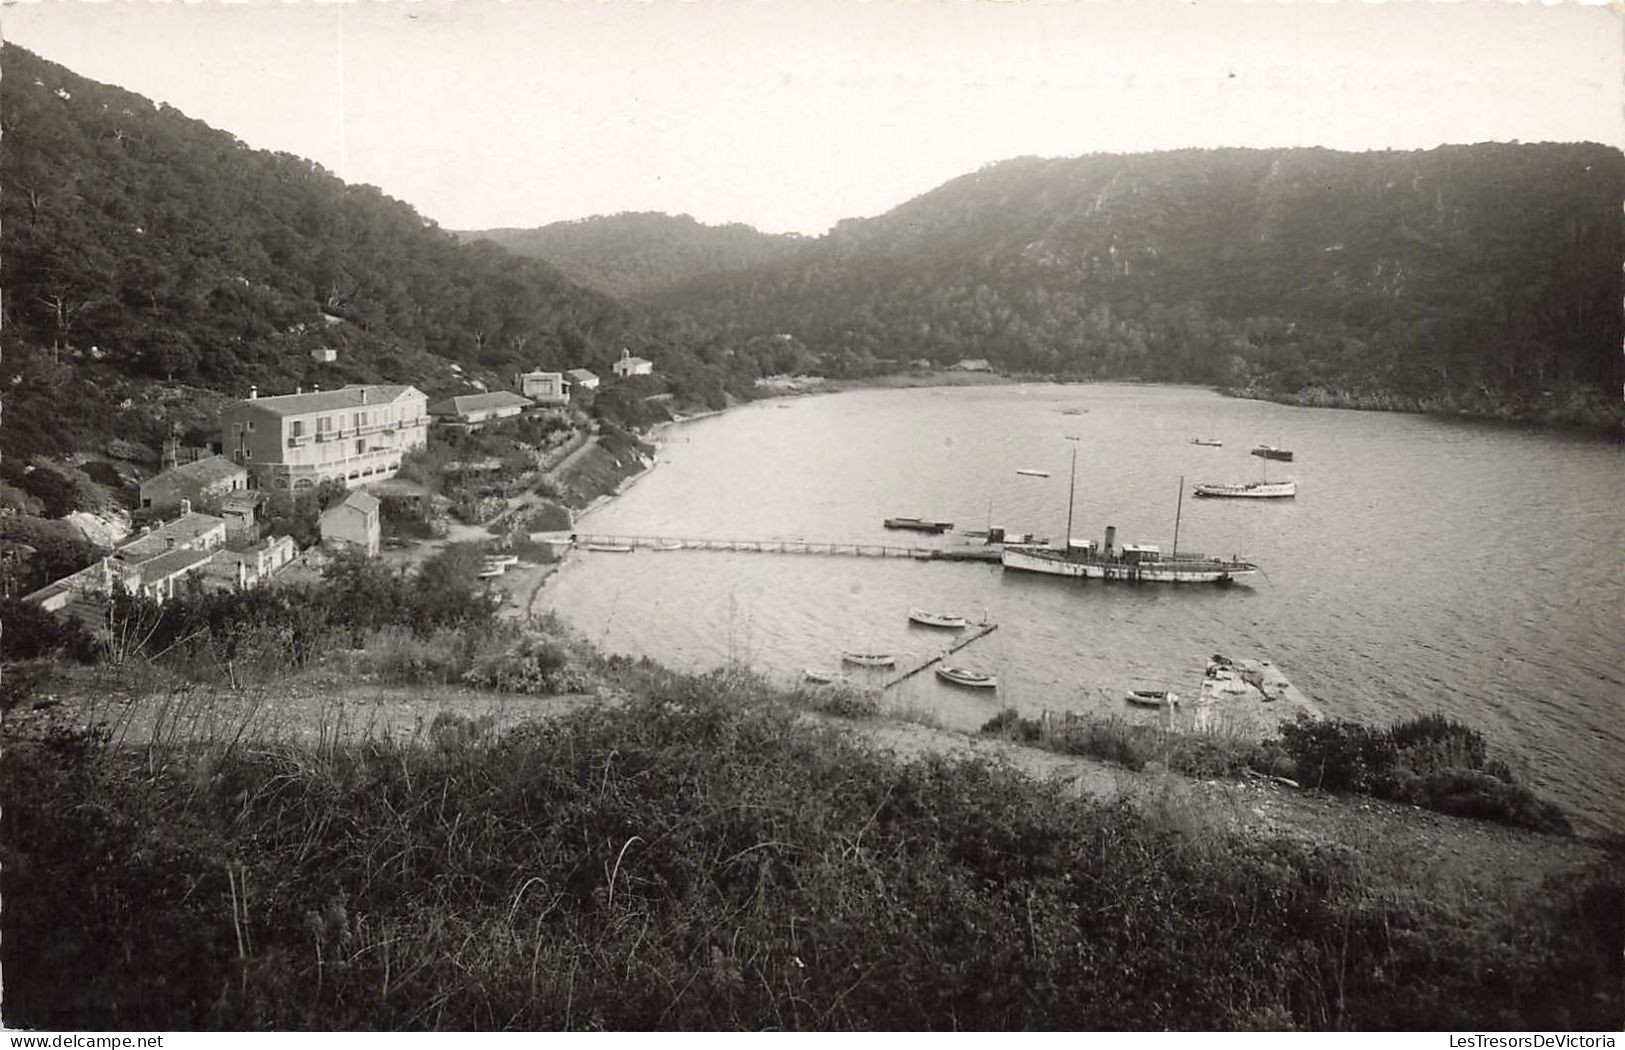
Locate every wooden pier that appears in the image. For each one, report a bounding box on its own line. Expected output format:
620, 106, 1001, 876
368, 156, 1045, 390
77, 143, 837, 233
571, 533, 1003, 562
880, 620, 1000, 690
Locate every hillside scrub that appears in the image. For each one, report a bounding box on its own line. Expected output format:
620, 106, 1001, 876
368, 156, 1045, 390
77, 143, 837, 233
2, 671, 1619, 1031
981, 708, 1570, 835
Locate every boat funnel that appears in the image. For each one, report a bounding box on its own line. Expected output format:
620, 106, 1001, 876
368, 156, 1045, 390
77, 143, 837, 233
1103, 525, 1117, 557
986, 526, 1006, 544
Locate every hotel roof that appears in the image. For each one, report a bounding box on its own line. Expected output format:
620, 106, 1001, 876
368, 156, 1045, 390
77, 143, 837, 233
239, 384, 423, 417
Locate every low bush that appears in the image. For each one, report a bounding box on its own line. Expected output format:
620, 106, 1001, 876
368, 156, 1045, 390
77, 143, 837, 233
981, 707, 1565, 835
461, 630, 588, 695
1278, 717, 1396, 793
798, 683, 880, 719
1279, 713, 1570, 834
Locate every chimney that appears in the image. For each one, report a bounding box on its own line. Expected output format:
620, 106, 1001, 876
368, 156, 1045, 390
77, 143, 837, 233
361, 388, 368, 404
179, 498, 192, 516
249, 385, 258, 400
1103, 525, 1117, 558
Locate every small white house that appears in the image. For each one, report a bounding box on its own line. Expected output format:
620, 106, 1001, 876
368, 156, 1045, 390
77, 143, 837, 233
311, 348, 338, 363
516, 370, 570, 406
320, 490, 381, 558
611, 349, 653, 378
426, 391, 534, 427
565, 368, 600, 392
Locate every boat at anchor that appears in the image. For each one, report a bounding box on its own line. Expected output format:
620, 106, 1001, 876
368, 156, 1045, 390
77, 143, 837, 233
1000, 451, 1258, 584
1192, 479, 1297, 499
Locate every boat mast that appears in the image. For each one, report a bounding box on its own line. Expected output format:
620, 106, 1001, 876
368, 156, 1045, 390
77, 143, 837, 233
1172, 475, 1184, 557
1064, 435, 1079, 549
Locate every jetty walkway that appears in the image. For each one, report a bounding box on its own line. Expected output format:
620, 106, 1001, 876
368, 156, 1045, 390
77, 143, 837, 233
880, 620, 1000, 690
570, 533, 1002, 562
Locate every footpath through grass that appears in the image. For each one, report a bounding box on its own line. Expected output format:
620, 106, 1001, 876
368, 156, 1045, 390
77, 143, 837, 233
3, 668, 1619, 1031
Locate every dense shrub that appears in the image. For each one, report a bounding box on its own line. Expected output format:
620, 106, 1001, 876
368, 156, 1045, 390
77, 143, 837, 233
799, 682, 880, 719
1278, 717, 1396, 793
1279, 713, 1570, 834
461, 631, 585, 695
0, 514, 101, 594
0, 598, 96, 662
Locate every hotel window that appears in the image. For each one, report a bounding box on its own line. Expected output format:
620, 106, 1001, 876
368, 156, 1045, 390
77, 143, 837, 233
290, 420, 304, 438
246, 421, 256, 432
354, 411, 367, 428
317, 416, 333, 433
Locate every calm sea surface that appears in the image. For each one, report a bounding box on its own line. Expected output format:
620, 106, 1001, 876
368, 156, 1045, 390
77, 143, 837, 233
538, 384, 1624, 833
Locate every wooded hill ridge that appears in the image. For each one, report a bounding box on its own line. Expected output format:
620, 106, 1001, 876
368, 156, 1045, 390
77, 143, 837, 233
651, 147, 1623, 421
462, 213, 809, 301
0, 45, 758, 461
486, 148, 1625, 425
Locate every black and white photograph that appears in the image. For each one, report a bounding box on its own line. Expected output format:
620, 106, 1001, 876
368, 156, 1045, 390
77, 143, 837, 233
0, 0, 1620, 1035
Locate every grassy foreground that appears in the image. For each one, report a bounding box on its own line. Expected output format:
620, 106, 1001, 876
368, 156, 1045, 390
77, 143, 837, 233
3, 668, 1620, 1031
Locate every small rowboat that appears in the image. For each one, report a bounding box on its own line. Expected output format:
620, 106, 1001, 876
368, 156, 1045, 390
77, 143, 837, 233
1015, 468, 1050, 478
803, 668, 847, 685
1250, 444, 1294, 462
477, 565, 506, 578
936, 666, 997, 689
841, 652, 897, 668
584, 543, 634, 553
650, 541, 684, 551
1125, 689, 1180, 709
484, 554, 521, 568
1189, 438, 1223, 447
908, 608, 969, 629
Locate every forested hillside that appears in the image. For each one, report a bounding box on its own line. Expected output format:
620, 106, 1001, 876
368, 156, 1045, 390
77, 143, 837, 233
4, 40, 1619, 452
652, 148, 1624, 422
0, 45, 653, 459
463, 213, 808, 300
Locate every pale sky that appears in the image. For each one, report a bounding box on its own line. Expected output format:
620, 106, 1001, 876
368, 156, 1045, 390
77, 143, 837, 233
1, 0, 1620, 235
